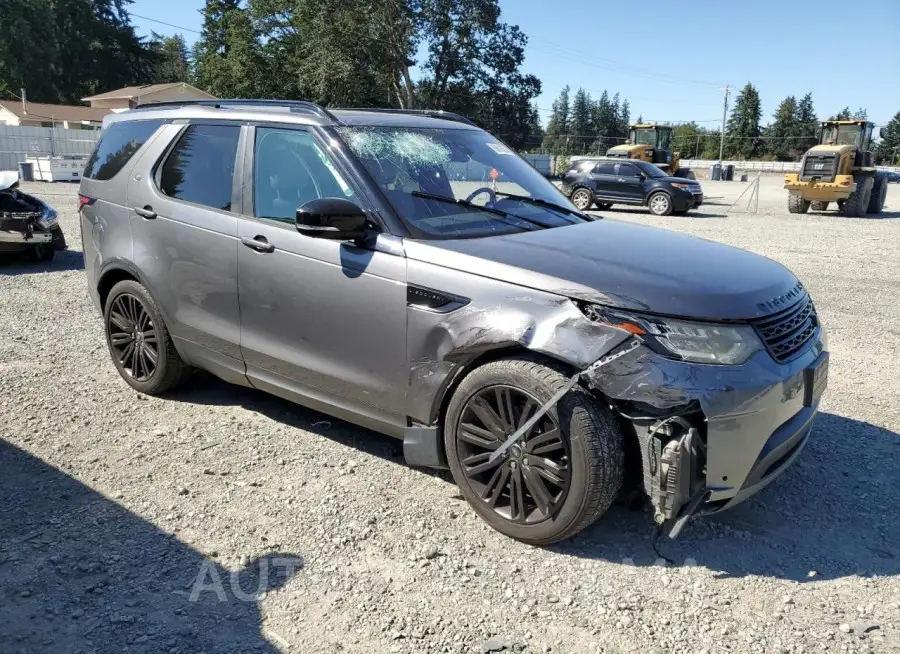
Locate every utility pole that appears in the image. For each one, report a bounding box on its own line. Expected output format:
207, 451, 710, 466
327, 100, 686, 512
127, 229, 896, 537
20, 87, 27, 115
718, 85, 731, 163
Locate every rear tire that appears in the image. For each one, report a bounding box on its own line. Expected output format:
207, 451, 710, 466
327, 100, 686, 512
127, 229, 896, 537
595, 202, 612, 210
788, 192, 810, 214
444, 356, 624, 545
570, 188, 594, 211
867, 176, 887, 214
104, 280, 192, 395
647, 191, 673, 216
810, 201, 829, 211
840, 176, 873, 217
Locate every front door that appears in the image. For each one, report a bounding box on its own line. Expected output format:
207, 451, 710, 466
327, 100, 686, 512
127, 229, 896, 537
127, 121, 244, 376
615, 163, 646, 203
236, 125, 409, 422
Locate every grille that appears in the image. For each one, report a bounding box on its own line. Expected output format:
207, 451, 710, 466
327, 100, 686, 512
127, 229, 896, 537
752, 294, 819, 363
799, 153, 837, 182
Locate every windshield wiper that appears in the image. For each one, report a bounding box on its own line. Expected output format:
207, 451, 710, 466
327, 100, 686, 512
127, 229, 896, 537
410, 191, 553, 230
493, 192, 589, 223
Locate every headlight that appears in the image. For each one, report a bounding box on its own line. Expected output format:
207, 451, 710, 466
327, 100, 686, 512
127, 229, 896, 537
37, 204, 58, 230
580, 304, 764, 365
670, 183, 691, 190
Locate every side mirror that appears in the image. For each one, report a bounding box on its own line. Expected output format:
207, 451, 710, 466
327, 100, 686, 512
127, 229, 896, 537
880, 127, 887, 139
296, 197, 368, 240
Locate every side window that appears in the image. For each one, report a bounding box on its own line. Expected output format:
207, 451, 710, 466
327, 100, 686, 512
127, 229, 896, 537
159, 124, 240, 211
592, 162, 616, 175
253, 127, 354, 222
618, 164, 641, 178
83, 119, 164, 181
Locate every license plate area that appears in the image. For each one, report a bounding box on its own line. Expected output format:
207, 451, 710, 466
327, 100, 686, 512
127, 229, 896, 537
804, 352, 829, 407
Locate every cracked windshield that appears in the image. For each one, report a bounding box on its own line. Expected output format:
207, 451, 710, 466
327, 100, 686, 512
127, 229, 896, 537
339, 126, 585, 239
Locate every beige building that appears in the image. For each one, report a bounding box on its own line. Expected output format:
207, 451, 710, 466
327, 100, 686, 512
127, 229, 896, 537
82, 82, 216, 112
0, 100, 111, 129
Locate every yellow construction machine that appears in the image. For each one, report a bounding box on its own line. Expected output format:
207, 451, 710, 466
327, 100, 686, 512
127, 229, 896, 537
605, 124, 695, 179
784, 120, 887, 216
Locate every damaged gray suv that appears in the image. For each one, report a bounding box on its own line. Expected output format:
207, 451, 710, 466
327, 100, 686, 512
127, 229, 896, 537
80, 100, 828, 544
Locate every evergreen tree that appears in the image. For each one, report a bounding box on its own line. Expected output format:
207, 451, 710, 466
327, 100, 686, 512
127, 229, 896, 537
194, 0, 270, 98
852, 107, 868, 120
875, 111, 900, 164
795, 93, 819, 153
0, 0, 154, 103
149, 33, 191, 83
765, 95, 798, 161
569, 88, 592, 154
541, 86, 570, 155
725, 82, 762, 159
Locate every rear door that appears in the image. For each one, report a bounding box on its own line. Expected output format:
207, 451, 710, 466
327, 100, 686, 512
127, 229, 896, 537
126, 120, 244, 380
589, 161, 619, 199
236, 125, 409, 423
615, 163, 646, 203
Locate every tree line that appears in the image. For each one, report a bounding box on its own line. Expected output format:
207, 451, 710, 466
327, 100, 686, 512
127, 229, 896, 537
1, 1, 897, 163
0, 0, 543, 150
536, 86, 630, 155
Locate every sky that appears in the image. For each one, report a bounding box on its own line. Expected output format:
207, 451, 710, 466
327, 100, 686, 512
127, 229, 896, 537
129, 0, 900, 127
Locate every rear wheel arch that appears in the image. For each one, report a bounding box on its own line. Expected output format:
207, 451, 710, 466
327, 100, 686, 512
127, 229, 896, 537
97, 266, 140, 311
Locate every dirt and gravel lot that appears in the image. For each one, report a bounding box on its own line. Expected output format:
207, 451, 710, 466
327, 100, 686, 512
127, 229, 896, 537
1, 176, 898, 654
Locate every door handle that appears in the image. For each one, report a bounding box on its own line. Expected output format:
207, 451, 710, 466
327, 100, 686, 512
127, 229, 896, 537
134, 206, 156, 219
241, 235, 275, 253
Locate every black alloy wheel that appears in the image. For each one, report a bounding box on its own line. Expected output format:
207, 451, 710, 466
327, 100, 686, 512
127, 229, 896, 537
456, 384, 571, 524
107, 293, 159, 382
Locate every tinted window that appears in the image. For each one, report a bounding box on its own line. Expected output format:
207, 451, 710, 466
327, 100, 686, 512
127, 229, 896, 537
254, 128, 354, 222
83, 119, 164, 181
618, 164, 641, 177
159, 124, 240, 211
592, 162, 616, 175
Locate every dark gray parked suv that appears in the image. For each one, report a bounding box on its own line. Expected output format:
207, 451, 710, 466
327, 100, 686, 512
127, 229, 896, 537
79, 100, 828, 544
561, 157, 704, 216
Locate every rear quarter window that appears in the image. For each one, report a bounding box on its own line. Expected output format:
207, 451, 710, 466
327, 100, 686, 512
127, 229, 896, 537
83, 119, 165, 181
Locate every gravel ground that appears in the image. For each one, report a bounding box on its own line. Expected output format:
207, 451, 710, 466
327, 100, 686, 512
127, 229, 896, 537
1, 177, 898, 654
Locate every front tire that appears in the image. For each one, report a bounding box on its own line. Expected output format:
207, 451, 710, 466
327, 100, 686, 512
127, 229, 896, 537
104, 280, 191, 395
444, 356, 624, 545
840, 176, 873, 217
647, 191, 673, 216
570, 188, 594, 211
28, 243, 55, 261
867, 176, 887, 214
788, 192, 810, 214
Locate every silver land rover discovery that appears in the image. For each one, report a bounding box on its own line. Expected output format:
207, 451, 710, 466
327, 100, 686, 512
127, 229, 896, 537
79, 100, 828, 544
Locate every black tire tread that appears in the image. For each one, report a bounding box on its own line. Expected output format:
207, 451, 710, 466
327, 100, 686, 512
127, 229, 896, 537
105, 280, 192, 394
787, 192, 810, 214
445, 355, 624, 545
840, 176, 872, 217
809, 200, 828, 211
867, 176, 887, 214
647, 191, 673, 216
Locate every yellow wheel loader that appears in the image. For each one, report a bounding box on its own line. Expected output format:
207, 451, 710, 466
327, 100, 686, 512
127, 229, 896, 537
605, 124, 695, 179
784, 120, 887, 217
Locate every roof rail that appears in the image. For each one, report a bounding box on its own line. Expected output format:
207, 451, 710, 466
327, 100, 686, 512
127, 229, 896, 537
337, 108, 478, 127
130, 99, 341, 124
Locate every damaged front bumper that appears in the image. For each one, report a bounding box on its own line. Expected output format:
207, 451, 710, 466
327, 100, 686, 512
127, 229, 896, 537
584, 332, 828, 535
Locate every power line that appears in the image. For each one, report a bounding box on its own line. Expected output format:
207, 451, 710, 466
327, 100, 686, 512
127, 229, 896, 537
130, 12, 203, 35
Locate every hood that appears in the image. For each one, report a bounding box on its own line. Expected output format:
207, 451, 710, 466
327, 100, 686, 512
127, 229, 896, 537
655, 175, 696, 185
404, 220, 800, 321
607, 144, 643, 154
806, 144, 855, 156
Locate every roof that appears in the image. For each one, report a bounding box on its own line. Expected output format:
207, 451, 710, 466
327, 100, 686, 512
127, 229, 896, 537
0, 100, 111, 124
82, 83, 216, 102
115, 101, 481, 130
